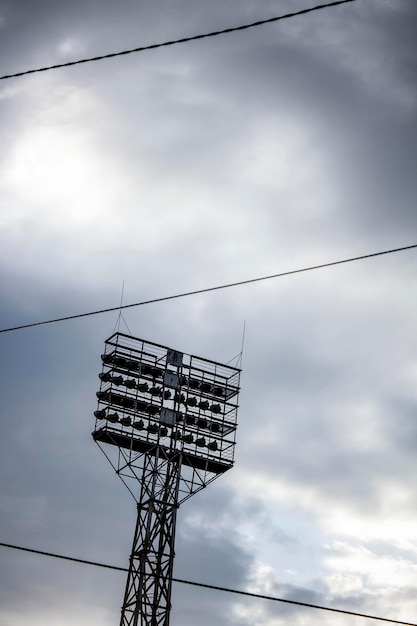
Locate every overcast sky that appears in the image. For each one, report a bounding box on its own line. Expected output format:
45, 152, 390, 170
1, 1, 417, 625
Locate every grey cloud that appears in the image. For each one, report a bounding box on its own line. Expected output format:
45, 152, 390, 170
1, 1, 416, 624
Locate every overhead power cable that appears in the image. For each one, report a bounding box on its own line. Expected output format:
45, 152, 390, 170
1, 542, 415, 625
1, 244, 416, 335
0, 0, 356, 81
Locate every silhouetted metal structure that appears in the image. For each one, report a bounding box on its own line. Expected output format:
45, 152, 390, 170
92, 332, 240, 626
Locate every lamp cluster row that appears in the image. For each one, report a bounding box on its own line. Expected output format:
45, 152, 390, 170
94, 410, 218, 450
101, 353, 232, 398
97, 381, 224, 414
95, 391, 228, 435
100, 373, 172, 397
101, 353, 163, 377
97, 390, 160, 414
173, 392, 222, 413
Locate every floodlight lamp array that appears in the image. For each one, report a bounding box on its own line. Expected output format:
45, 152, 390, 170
92, 333, 240, 475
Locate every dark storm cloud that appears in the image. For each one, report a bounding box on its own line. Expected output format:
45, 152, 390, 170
175, 519, 252, 590
1, 1, 417, 625
229, 261, 417, 520
3, 0, 416, 250
0, 546, 126, 625
66, 0, 417, 254
185, 13, 417, 241
239, 583, 417, 626
384, 395, 417, 454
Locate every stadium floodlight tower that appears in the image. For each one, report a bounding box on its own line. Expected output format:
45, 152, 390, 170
92, 331, 241, 626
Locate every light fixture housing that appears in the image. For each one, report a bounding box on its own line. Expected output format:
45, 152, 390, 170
93, 332, 240, 494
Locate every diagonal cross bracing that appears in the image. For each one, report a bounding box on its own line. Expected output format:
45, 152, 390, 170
120, 450, 181, 626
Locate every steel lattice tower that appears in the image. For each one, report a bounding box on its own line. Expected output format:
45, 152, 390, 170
92, 332, 241, 626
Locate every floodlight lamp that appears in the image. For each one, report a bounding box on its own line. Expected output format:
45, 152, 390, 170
120, 417, 131, 427
94, 409, 106, 419
196, 437, 206, 447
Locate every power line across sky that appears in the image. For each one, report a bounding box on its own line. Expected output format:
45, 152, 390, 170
1, 243, 416, 334
0, 0, 357, 81
1, 542, 415, 626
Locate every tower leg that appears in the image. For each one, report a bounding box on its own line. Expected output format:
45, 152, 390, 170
120, 450, 181, 626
